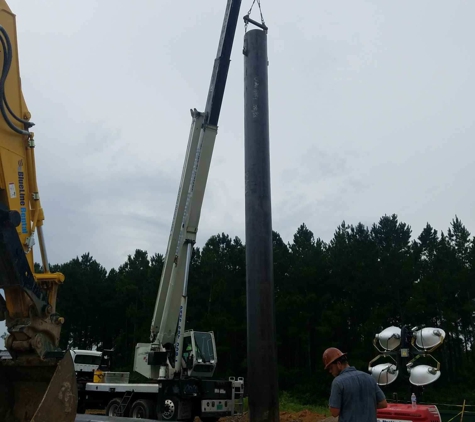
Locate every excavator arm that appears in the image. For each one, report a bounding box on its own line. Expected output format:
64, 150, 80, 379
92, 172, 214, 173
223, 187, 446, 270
0, 2, 77, 421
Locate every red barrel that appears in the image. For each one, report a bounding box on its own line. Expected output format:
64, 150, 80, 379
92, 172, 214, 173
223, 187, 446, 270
377, 403, 441, 422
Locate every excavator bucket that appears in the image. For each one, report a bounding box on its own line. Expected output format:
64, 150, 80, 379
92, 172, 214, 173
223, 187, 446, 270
0, 352, 77, 422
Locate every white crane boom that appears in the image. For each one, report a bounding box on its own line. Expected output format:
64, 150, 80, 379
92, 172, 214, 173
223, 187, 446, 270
134, 0, 241, 381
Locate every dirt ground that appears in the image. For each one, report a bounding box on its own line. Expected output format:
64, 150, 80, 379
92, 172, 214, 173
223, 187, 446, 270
87, 408, 338, 422
220, 410, 337, 422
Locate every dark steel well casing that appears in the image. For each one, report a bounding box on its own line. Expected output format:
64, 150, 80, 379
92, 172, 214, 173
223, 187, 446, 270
244, 28, 280, 422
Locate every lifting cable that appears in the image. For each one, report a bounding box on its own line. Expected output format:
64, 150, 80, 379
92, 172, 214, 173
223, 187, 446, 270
244, 0, 268, 33
0, 25, 34, 137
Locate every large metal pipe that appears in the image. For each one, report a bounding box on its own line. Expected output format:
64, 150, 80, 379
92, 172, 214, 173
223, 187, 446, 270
244, 28, 280, 422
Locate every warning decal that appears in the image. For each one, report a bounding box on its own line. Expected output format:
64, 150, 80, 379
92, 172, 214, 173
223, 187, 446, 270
9, 182, 16, 199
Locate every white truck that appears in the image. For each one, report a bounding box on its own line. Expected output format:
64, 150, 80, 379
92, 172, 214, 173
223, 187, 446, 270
77, 1, 245, 420
70, 349, 102, 374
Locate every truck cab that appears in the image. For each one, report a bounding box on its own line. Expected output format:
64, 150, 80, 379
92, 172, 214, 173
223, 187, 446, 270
70, 350, 102, 380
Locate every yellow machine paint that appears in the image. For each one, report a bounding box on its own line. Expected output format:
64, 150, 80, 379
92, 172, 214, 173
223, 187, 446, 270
0, 1, 77, 421
93, 369, 104, 383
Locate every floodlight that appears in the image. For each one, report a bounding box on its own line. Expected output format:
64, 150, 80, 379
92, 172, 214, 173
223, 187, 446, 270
375, 326, 401, 351
369, 363, 398, 385
408, 365, 441, 386
413, 327, 445, 350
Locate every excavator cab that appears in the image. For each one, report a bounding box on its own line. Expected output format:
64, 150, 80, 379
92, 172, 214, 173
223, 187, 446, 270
0, 1, 77, 420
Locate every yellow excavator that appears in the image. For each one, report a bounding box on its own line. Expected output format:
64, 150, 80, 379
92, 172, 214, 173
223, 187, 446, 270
0, 2, 77, 421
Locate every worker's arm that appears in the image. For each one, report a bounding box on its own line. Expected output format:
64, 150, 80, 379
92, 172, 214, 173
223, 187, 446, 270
374, 381, 387, 409
328, 379, 342, 418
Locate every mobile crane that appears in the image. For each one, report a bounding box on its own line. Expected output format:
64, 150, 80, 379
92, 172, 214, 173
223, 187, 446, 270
77, 0, 244, 420
0, 2, 77, 422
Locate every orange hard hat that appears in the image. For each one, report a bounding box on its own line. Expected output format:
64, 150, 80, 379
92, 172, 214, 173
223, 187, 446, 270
322, 347, 347, 370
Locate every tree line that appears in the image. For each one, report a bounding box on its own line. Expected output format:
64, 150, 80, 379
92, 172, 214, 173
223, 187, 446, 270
48, 214, 474, 404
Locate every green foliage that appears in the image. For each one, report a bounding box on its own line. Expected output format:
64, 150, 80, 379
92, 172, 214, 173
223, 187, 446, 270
54, 250, 163, 370
55, 253, 108, 350
279, 391, 330, 415
50, 214, 475, 405
187, 233, 247, 378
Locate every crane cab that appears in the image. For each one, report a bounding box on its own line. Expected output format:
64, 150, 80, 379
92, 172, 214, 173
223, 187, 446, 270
135, 330, 217, 380
182, 330, 217, 378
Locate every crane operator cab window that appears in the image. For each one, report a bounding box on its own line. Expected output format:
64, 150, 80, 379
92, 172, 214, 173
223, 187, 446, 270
189, 331, 217, 378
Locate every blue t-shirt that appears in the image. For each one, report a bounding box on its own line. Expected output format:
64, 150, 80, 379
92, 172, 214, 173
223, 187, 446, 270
329, 366, 385, 422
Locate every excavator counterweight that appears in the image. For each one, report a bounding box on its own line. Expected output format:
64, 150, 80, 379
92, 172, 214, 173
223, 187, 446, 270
0, 1, 76, 421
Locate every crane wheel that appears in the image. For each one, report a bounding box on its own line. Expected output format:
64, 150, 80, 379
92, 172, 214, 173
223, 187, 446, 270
130, 399, 156, 419
105, 398, 122, 416
157, 396, 179, 421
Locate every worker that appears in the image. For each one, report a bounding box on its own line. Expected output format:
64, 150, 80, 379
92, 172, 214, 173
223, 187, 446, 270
182, 341, 193, 369
323, 347, 387, 421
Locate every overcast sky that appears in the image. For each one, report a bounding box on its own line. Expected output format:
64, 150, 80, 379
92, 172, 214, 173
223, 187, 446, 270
1, 1, 474, 344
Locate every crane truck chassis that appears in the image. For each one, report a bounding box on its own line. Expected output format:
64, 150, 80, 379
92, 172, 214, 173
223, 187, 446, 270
73, 348, 244, 420
77, 372, 244, 420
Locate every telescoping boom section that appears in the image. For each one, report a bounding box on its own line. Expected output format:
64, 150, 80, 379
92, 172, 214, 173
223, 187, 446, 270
134, 110, 219, 380
134, 0, 242, 382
